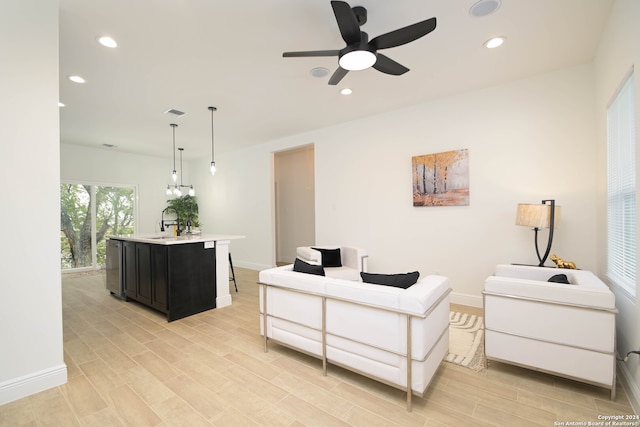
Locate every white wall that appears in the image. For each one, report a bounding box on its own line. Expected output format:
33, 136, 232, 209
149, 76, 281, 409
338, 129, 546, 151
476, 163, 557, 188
0, 0, 67, 405
594, 0, 640, 413
203, 64, 599, 307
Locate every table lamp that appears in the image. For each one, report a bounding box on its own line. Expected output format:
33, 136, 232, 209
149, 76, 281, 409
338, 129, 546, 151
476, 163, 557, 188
516, 199, 561, 266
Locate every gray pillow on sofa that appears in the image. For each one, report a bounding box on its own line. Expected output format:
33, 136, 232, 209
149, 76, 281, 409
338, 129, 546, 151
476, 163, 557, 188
294, 258, 325, 276
360, 271, 420, 289
311, 247, 342, 267
548, 274, 571, 284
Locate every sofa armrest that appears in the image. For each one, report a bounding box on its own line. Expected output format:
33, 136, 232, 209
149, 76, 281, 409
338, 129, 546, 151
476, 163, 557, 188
296, 246, 321, 265
399, 275, 450, 314
341, 246, 368, 272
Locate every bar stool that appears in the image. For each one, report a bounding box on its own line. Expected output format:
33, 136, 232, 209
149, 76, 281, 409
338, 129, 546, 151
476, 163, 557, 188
229, 253, 238, 292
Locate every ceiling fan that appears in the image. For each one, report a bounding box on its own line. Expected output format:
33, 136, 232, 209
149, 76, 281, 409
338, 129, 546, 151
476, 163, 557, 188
282, 1, 437, 85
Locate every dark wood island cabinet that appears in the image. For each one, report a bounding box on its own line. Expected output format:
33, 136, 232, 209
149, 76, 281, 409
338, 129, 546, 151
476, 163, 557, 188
108, 234, 243, 321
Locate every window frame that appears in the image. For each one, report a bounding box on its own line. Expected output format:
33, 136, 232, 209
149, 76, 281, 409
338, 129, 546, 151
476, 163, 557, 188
606, 68, 637, 300
60, 180, 138, 272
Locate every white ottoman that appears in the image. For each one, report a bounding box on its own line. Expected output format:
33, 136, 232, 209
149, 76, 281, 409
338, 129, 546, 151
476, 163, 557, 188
483, 264, 617, 399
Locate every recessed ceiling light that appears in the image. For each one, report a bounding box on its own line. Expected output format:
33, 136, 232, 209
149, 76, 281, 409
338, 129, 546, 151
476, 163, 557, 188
469, 0, 502, 17
58, 102, 65, 107
68, 75, 86, 83
340, 88, 352, 95
310, 67, 329, 78
484, 37, 505, 49
96, 36, 117, 48
102, 143, 117, 148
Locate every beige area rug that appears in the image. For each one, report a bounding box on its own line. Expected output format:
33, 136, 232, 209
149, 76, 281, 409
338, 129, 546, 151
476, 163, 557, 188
445, 311, 486, 372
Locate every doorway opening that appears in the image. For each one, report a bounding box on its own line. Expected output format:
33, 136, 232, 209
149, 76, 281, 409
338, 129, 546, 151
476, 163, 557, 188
274, 145, 316, 265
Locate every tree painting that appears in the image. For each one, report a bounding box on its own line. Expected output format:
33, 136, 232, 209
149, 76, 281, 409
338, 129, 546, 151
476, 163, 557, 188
412, 149, 469, 206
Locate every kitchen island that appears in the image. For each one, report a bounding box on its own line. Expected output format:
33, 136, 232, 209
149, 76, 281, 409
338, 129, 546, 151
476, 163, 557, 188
106, 234, 244, 321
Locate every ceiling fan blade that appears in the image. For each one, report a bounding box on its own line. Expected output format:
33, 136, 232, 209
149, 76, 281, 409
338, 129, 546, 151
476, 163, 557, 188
331, 1, 361, 45
328, 67, 349, 85
372, 54, 409, 76
283, 50, 340, 58
370, 17, 437, 50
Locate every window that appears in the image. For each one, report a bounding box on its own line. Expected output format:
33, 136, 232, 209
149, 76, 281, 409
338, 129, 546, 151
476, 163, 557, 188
607, 70, 637, 298
60, 183, 136, 271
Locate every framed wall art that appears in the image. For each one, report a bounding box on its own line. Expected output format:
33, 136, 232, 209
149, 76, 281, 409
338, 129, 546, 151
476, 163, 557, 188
412, 148, 469, 207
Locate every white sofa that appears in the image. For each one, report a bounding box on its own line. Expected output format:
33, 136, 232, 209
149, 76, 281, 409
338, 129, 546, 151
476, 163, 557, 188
296, 245, 368, 280
258, 264, 451, 411
483, 264, 618, 398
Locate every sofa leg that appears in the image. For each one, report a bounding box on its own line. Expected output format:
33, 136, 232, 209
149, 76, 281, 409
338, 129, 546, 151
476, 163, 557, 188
262, 284, 268, 353
322, 297, 327, 376
611, 385, 616, 401
406, 314, 412, 412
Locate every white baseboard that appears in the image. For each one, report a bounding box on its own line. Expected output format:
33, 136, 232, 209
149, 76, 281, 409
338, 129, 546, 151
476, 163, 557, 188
450, 292, 483, 308
0, 364, 67, 405
617, 360, 640, 415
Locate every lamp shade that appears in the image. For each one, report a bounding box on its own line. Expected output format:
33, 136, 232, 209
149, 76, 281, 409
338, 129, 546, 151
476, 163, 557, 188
516, 203, 561, 229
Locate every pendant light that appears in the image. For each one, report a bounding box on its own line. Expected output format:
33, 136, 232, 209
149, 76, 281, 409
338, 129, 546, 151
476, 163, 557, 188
166, 123, 178, 196
208, 106, 217, 176
177, 148, 195, 197
170, 123, 178, 183
164, 123, 195, 197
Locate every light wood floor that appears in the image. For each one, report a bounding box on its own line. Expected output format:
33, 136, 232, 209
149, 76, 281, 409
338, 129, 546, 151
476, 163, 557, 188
0, 268, 634, 426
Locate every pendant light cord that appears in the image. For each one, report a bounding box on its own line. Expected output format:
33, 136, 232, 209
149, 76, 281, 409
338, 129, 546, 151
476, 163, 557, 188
208, 106, 216, 163
178, 148, 184, 186
171, 123, 177, 173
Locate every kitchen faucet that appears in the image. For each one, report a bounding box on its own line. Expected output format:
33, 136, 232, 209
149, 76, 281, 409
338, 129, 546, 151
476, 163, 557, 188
184, 216, 192, 235
160, 207, 181, 236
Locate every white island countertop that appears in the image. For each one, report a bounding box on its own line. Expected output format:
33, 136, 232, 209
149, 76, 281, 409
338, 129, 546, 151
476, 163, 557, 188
108, 234, 245, 245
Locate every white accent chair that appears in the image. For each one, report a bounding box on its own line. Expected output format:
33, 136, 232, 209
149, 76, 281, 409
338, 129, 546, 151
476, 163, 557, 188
296, 246, 368, 281
483, 264, 618, 399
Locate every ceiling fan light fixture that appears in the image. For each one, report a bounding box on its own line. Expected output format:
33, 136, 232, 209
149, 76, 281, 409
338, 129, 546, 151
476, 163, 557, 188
340, 88, 352, 95
339, 50, 377, 71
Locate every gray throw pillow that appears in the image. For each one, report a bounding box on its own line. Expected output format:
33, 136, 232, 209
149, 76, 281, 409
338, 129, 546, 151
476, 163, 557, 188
360, 271, 420, 289
548, 274, 571, 284
293, 258, 325, 276
311, 247, 342, 267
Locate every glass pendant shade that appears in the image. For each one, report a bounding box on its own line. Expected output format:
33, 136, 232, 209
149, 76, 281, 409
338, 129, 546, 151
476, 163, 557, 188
210, 161, 216, 176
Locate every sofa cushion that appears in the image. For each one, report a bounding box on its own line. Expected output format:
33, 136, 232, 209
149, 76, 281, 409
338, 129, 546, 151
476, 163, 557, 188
293, 258, 325, 276
361, 271, 420, 289
324, 266, 361, 281
296, 246, 321, 265
312, 247, 342, 267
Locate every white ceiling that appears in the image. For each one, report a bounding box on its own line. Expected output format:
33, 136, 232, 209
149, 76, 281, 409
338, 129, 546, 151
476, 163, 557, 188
59, 0, 613, 160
